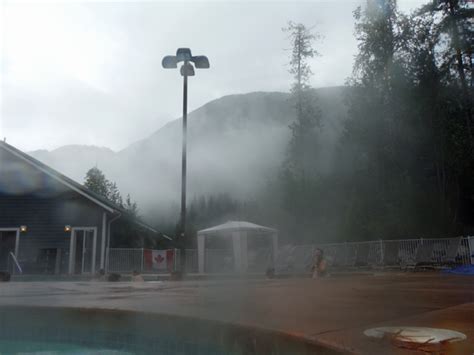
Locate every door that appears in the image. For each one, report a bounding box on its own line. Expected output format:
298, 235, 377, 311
73, 231, 84, 274
82, 230, 94, 273
0, 230, 19, 272
69, 228, 97, 274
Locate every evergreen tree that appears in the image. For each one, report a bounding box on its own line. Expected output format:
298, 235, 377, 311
107, 181, 123, 207
84, 167, 138, 215
333, 0, 474, 238
283, 22, 322, 177
410, 0, 474, 233
84, 168, 143, 248
124, 194, 138, 217
84, 167, 109, 198
337, 0, 414, 238
277, 22, 324, 242
418, 0, 474, 148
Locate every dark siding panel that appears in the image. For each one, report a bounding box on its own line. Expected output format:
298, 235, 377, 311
0, 147, 108, 273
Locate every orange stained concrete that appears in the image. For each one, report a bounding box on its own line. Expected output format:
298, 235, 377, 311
0, 272, 472, 354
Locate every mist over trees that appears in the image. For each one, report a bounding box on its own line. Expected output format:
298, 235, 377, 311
84, 166, 153, 247
279, 22, 325, 241
273, 0, 473, 243
334, 0, 474, 240
67, 0, 473, 246
84, 166, 138, 216
180, 0, 473, 246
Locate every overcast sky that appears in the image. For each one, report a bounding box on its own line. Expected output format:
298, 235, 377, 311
0, 0, 426, 152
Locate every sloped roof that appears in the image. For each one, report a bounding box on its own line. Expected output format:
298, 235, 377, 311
0, 141, 170, 239
198, 221, 277, 236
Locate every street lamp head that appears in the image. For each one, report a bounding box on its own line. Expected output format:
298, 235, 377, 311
176, 48, 192, 62
180, 62, 195, 77
163, 49, 210, 71
162, 55, 178, 69
192, 56, 210, 69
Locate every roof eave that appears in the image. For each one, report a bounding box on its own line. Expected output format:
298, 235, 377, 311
0, 142, 115, 213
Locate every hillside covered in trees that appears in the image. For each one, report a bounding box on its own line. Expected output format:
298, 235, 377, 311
31, 0, 473, 245
179, 0, 474, 245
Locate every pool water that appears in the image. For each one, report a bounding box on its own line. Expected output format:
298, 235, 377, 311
0, 306, 338, 355
0, 340, 133, 354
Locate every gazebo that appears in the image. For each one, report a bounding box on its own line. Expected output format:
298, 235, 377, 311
197, 221, 278, 273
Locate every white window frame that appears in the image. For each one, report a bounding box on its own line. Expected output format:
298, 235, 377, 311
68, 227, 97, 275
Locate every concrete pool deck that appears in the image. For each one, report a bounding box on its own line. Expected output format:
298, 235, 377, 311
0, 272, 472, 354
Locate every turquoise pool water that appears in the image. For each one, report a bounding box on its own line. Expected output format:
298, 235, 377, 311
0, 340, 132, 354
0, 306, 338, 355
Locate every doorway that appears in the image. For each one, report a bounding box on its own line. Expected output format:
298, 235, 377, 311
68, 228, 97, 274
0, 229, 20, 272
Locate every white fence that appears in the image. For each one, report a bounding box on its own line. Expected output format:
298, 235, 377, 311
275, 237, 472, 272
106, 248, 144, 273
106, 237, 473, 274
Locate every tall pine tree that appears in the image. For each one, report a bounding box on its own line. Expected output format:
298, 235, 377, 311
283, 22, 322, 177
279, 22, 323, 242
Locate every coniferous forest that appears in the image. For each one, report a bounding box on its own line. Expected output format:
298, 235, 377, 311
179, 0, 474, 245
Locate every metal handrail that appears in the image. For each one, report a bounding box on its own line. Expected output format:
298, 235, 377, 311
9, 252, 22, 274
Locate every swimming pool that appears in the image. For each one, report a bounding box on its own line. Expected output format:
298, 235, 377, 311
0, 339, 133, 354
0, 306, 339, 354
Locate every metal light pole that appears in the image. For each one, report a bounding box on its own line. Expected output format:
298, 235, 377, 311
162, 48, 210, 274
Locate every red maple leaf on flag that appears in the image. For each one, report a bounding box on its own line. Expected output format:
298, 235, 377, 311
154, 254, 165, 264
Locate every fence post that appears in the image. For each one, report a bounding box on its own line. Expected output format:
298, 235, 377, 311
344, 242, 348, 266
174, 248, 179, 272
379, 239, 384, 265
105, 247, 109, 273
469, 236, 474, 265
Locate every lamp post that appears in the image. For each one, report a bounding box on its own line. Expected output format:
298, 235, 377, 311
162, 48, 210, 273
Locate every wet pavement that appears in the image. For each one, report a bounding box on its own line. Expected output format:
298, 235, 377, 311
0, 272, 473, 354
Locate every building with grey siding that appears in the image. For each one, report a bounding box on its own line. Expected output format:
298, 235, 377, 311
0, 141, 166, 275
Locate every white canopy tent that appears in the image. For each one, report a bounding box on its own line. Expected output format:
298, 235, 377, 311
197, 221, 278, 273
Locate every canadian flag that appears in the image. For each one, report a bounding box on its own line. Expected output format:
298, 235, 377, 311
144, 250, 174, 271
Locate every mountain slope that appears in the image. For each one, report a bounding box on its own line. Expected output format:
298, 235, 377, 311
30, 145, 116, 183
30, 87, 349, 216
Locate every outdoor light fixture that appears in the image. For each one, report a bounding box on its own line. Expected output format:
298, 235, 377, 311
180, 62, 195, 77
20, 225, 27, 233
176, 48, 192, 62
162, 48, 210, 273
161, 48, 210, 73
162, 56, 178, 68
64, 225, 71, 232
192, 56, 210, 69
